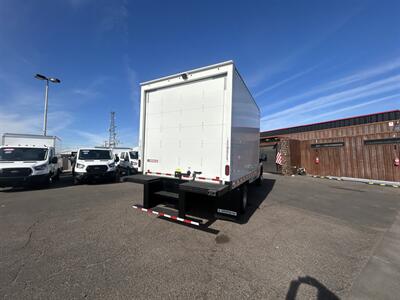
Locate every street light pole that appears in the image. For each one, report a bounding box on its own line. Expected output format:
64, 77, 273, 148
43, 80, 49, 136
35, 74, 61, 136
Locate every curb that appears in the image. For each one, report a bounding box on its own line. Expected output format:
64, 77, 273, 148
311, 175, 399, 188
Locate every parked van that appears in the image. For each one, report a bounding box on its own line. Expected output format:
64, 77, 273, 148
0, 133, 61, 187
72, 148, 118, 184
117, 150, 138, 175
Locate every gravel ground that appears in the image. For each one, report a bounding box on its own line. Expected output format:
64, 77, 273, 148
0, 173, 399, 299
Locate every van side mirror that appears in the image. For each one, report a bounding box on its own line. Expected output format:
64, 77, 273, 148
51, 157, 58, 164
115, 155, 119, 162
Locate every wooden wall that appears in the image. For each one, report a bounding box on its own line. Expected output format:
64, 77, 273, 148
274, 121, 394, 141
260, 120, 400, 181
299, 132, 400, 182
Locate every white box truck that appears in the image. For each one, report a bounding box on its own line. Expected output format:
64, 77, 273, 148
0, 133, 62, 187
125, 61, 263, 220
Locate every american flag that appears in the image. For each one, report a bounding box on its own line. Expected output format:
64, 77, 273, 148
276, 151, 283, 165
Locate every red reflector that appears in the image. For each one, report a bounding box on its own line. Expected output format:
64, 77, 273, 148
225, 165, 230, 176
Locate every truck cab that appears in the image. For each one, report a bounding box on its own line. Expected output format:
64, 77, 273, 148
117, 150, 138, 175
0, 145, 60, 187
72, 148, 118, 184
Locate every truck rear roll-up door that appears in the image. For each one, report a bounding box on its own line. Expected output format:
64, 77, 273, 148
144, 75, 227, 179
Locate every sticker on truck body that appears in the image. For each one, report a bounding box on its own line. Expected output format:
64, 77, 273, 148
217, 208, 237, 216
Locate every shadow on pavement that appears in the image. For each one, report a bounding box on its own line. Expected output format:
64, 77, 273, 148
285, 276, 340, 300
239, 178, 275, 224
138, 178, 276, 233
0, 173, 119, 193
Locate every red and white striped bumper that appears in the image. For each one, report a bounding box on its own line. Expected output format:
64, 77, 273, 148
132, 205, 200, 226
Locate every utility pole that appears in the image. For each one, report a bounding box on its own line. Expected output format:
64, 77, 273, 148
108, 112, 118, 149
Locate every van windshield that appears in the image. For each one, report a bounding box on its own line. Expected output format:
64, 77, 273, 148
129, 151, 138, 159
0, 147, 48, 161
78, 150, 111, 160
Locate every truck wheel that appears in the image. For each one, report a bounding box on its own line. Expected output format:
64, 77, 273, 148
255, 172, 263, 186
240, 184, 248, 213
42, 176, 51, 187
73, 177, 80, 185
114, 172, 120, 183
54, 170, 61, 181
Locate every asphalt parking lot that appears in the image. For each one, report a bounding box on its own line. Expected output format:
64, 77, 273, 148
0, 174, 399, 299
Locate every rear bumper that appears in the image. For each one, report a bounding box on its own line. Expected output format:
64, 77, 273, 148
0, 174, 48, 187
74, 171, 116, 181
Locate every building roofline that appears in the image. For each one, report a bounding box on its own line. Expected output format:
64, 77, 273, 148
261, 109, 400, 135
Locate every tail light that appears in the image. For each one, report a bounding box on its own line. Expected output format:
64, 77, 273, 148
225, 165, 230, 176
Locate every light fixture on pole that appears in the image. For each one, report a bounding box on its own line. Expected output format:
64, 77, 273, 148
35, 73, 61, 136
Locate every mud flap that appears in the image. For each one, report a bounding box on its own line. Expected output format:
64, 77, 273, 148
215, 188, 241, 221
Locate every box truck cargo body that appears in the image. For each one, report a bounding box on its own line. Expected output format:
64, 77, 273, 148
127, 61, 262, 220
2, 133, 60, 152
0, 133, 62, 187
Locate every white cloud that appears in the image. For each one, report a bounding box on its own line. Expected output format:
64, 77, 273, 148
261, 57, 400, 113
0, 70, 74, 138
100, 0, 129, 33
72, 76, 110, 99
254, 65, 319, 98
298, 94, 400, 125
73, 126, 137, 148
0, 112, 41, 134
123, 55, 140, 117
74, 130, 107, 146
262, 73, 400, 125
247, 9, 360, 88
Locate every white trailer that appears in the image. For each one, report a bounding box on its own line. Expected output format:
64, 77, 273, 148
0, 133, 62, 187
126, 61, 263, 220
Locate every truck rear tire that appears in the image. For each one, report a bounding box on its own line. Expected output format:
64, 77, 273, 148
240, 184, 248, 213
53, 170, 61, 181
255, 173, 263, 186
42, 176, 51, 187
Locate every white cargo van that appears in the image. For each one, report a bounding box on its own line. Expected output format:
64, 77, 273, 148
0, 133, 62, 187
126, 61, 263, 220
72, 148, 118, 184
118, 150, 138, 175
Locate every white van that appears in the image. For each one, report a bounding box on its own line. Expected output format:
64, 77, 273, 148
72, 148, 118, 184
0, 133, 61, 187
117, 150, 138, 175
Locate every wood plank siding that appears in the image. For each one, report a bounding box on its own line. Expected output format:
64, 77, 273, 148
260, 114, 400, 182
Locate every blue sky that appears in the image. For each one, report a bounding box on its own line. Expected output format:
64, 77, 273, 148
0, 0, 399, 149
